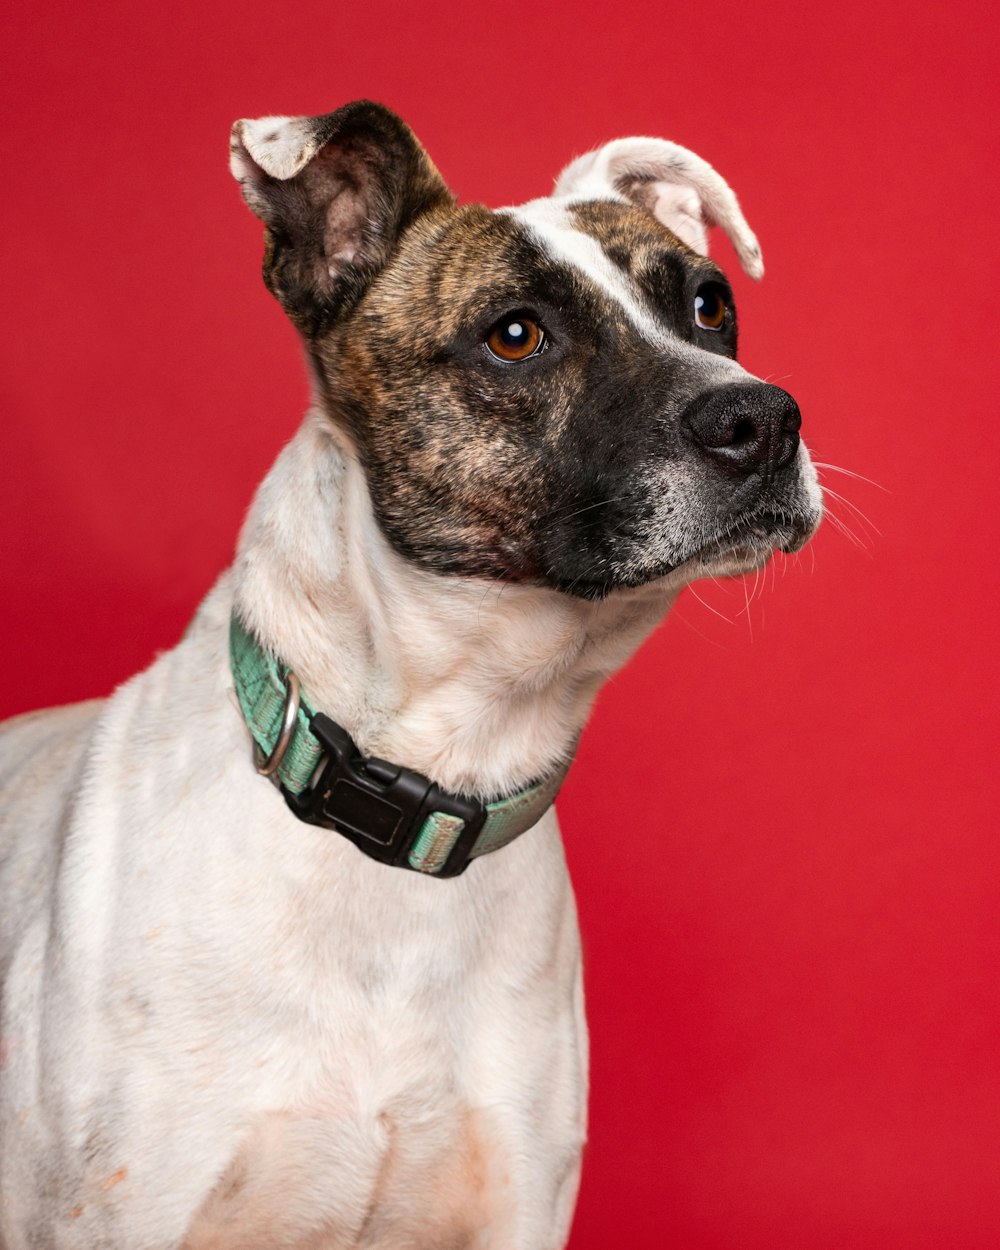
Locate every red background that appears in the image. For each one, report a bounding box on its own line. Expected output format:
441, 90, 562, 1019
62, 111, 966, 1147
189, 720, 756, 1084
3, 2, 998, 1245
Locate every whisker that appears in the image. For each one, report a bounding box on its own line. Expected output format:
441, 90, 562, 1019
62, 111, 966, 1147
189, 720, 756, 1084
813, 461, 888, 492
739, 567, 758, 616
741, 572, 754, 641
751, 563, 766, 609
477, 572, 508, 626
671, 602, 731, 649
686, 584, 735, 625
537, 495, 630, 533
821, 485, 881, 536
823, 508, 869, 551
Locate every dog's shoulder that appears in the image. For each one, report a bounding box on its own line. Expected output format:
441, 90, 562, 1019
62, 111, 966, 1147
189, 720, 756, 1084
0, 698, 105, 795
0, 700, 104, 963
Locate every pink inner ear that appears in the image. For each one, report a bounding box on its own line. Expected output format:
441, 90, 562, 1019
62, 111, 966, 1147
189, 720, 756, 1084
325, 185, 367, 274
651, 182, 710, 256
317, 146, 381, 276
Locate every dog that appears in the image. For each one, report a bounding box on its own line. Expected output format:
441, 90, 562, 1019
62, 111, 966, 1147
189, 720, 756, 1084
0, 100, 822, 1249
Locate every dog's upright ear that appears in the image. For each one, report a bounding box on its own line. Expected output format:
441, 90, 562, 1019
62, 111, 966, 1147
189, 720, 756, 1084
552, 137, 764, 280
230, 100, 453, 333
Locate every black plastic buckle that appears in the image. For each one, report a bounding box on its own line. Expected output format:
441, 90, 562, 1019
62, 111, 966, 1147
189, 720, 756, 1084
282, 713, 488, 877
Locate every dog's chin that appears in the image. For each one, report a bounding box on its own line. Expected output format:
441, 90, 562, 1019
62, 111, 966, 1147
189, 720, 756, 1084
680, 511, 819, 580
545, 512, 820, 600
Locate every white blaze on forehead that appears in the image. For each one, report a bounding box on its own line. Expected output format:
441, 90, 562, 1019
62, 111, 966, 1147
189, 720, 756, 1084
504, 198, 670, 348
502, 198, 748, 381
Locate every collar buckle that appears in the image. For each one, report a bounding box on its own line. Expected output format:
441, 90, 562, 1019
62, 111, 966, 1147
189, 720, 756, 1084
283, 712, 488, 877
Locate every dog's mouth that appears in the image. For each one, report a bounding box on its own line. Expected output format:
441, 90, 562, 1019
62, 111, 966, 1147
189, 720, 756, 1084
546, 509, 819, 601
693, 510, 817, 562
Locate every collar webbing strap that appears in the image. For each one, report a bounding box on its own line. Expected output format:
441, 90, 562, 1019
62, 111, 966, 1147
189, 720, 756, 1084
229, 614, 570, 877
230, 614, 324, 794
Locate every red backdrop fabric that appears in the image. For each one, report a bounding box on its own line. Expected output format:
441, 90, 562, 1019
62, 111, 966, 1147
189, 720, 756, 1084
2, 2, 997, 1245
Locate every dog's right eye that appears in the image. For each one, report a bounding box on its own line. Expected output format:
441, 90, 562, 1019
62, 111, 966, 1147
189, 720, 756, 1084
485, 317, 545, 363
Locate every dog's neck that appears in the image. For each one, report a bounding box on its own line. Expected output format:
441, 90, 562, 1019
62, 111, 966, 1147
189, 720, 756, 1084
233, 411, 678, 800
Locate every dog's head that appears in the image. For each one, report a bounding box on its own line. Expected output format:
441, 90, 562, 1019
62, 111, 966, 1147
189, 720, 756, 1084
231, 100, 821, 599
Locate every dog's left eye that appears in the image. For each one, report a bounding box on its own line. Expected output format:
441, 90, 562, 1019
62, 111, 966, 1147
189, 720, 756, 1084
485, 317, 545, 362
694, 284, 728, 331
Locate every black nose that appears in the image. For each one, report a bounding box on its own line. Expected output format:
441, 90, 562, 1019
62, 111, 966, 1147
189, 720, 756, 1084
682, 383, 801, 476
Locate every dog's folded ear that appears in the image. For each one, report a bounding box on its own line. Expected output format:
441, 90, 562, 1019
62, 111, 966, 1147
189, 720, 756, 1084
552, 137, 763, 280
230, 101, 453, 333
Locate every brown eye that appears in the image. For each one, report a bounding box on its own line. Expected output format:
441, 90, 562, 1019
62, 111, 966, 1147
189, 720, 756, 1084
694, 284, 727, 331
485, 317, 544, 362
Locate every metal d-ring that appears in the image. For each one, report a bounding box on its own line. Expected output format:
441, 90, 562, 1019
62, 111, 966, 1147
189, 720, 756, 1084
256, 670, 302, 777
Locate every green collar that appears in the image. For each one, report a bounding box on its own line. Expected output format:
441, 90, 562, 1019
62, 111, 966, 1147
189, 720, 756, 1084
229, 613, 571, 878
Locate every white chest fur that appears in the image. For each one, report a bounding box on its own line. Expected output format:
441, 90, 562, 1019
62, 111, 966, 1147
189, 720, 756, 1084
0, 562, 596, 1249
